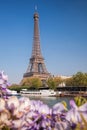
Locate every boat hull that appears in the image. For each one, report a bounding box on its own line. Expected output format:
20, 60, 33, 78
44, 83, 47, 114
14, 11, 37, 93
20, 89, 56, 97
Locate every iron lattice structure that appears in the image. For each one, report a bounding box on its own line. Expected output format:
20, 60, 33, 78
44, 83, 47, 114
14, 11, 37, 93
23, 12, 50, 80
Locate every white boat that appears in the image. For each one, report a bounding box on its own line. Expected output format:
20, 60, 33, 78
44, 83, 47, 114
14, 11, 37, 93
7, 90, 20, 96
20, 89, 56, 97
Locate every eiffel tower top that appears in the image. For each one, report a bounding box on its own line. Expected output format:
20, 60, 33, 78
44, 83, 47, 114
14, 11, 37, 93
31, 9, 43, 58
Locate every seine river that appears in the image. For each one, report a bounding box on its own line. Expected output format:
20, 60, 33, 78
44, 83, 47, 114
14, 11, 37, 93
22, 96, 74, 109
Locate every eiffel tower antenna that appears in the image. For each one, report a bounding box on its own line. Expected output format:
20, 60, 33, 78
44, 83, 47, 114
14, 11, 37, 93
35, 5, 37, 12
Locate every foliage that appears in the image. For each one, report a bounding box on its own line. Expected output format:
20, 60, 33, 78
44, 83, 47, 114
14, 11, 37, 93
46, 77, 62, 89
65, 72, 87, 87
1, 126, 10, 130
72, 72, 87, 87
46, 77, 56, 89
74, 96, 87, 107
61, 101, 67, 108
54, 77, 62, 87
21, 77, 42, 89
21, 78, 32, 86
65, 77, 73, 86
75, 114, 87, 130
29, 77, 42, 89
21, 72, 87, 89
8, 84, 30, 92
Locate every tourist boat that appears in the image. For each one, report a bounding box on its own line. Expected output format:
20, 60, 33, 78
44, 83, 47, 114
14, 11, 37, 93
20, 89, 56, 97
7, 90, 20, 96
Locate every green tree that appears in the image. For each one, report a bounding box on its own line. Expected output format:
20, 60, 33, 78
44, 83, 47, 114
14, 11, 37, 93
47, 78, 56, 89
30, 77, 42, 89
20, 78, 31, 86
54, 77, 62, 87
8, 84, 23, 92
21, 77, 42, 89
65, 77, 73, 87
72, 72, 87, 87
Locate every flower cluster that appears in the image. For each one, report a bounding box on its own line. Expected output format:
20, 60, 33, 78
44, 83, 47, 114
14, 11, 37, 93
0, 71, 87, 130
0, 96, 87, 130
0, 71, 11, 98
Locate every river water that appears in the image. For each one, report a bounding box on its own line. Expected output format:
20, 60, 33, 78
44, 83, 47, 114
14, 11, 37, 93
22, 96, 74, 109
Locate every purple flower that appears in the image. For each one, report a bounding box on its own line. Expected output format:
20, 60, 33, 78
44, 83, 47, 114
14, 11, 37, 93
54, 120, 71, 130
0, 71, 10, 98
6, 96, 20, 110
0, 71, 8, 83
66, 100, 87, 124
52, 102, 67, 115
65, 100, 82, 124
70, 100, 78, 109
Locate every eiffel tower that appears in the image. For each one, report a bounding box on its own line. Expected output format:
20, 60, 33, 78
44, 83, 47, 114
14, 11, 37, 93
23, 11, 50, 81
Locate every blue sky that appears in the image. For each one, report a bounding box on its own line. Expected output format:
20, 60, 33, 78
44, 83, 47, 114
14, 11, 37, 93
0, 0, 87, 84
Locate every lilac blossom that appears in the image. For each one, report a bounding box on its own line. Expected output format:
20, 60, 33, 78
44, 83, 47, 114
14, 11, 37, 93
0, 71, 87, 130
0, 71, 10, 98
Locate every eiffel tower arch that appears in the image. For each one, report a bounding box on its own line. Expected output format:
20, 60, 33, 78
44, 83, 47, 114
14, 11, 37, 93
23, 11, 50, 81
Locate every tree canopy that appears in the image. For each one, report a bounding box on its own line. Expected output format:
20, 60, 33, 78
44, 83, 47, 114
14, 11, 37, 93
21, 77, 42, 89
65, 72, 87, 87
